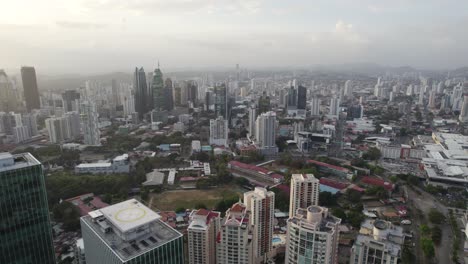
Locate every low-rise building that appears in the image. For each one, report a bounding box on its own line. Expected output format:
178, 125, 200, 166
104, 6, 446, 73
75, 154, 130, 174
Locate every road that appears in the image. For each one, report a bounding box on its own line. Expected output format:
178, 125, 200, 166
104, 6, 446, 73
406, 186, 452, 264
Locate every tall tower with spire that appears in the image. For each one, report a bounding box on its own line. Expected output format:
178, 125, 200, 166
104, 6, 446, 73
151, 63, 165, 110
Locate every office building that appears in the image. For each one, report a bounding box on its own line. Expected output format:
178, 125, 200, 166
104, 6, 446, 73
286, 206, 341, 264
214, 84, 229, 120
348, 104, 364, 120
350, 219, 405, 264
151, 66, 165, 110
289, 174, 320, 217
134, 67, 148, 119
297, 85, 307, 110
188, 209, 221, 264
0, 152, 55, 264
0, 70, 19, 112
248, 105, 257, 139
310, 97, 321, 116
217, 202, 252, 264
329, 97, 340, 116
21, 66, 41, 112
62, 90, 80, 112
81, 199, 184, 264
209, 116, 228, 146
164, 78, 174, 111
244, 187, 275, 263
258, 92, 270, 114
255, 111, 278, 155
81, 100, 101, 146
287, 86, 297, 109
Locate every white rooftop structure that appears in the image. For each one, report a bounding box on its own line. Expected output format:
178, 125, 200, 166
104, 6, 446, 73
99, 199, 161, 234
167, 170, 176, 185
142, 170, 165, 186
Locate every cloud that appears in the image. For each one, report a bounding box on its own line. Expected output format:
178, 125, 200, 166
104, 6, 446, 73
81, 0, 263, 15
56, 21, 106, 29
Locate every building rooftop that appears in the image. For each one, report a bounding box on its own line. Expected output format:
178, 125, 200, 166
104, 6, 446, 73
99, 199, 161, 233
0, 152, 41, 172
81, 199, 182, 262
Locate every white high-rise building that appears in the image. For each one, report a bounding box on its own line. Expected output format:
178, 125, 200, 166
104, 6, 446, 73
248, 105, 257, 139
310, 97, 321, 116
350, 219, 405, 264
13, 125, 30, 143
188, 209, 221, 264
22, 113, 38, 137
209, 116, 228, 146
289, 174, 320, 217
459, 95, 468, 123
45, 116, 69, 143
217, 202, 253, 264
286, 206, 341, 264
418, 89, 424, 105
255, 111, 277, 154
81, 100, 101, 146
428, 91, 437, 109
65, 111, 81, 139
244, 187, 275, 263
329, 97, 341, 116
344, 80, 353, 98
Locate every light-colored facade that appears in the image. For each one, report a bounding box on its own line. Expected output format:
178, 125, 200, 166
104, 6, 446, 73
350, 219, 404, 264
289, 174, 320, 217
188, 209, 221, 264
75, 238, 86, 264
244, 187, 275, 263
255, 111, 278, 154
329, 97, 340, 116
248, 105, 256, 139
310, 97, 321, 116
286, 206, 341, 264
45, 116, 70, 143
75, 154, 130, 174
209, 116, 228, 147
217, 203, 253, 264
81, 100, 101, 146
80, 199, 184, 264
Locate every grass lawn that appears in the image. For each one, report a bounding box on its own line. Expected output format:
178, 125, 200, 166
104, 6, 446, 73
149, 186, 242, 211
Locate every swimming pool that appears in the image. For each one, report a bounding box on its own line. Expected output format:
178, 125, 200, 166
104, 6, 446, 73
272, 237, 282, 243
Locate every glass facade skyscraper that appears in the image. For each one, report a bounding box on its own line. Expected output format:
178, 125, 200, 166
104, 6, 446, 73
0, 152, 55, 264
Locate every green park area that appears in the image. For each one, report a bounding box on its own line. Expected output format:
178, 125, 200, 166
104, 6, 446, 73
148, 186, 241, 212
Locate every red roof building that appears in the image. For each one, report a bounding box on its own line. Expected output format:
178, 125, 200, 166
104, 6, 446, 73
361, 176, 394, 191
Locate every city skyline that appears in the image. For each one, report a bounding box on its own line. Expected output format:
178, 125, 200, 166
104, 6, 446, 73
2, 0, 468, 74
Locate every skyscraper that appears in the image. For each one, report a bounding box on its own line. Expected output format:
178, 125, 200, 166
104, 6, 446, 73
310, 97, 321, 116
188, 209, 221, 264
297, 85, 307, 110
244, 187, 275, 263
214, 84, 228, 119
289, 174, 320, 217
21, 66, 41, 112
255, 111, 278, 154
134, 67, 148, 119
286, 206, 341, 264
248, 105, 257, 139
329, 97, 341, 116
151, 66, 165, 111
46, 116, 69, 143
344, 80, 353, 98
62, 90, 80, 112
460, 95, 468, 123
0, 152, 55, 264
217, 202, 252, 264
81, 100, 101, 146
0, 70, 19, 112
209, 116, 228, 146
164, 78, 174, 111
81, 199, 184, 264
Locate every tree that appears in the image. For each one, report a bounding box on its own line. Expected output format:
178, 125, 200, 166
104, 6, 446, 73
331, 208, 347, 221
363, 147, 381, 160
52, 201, 81, 231
347, 211, 365, 228
346, 189, 362, 203
428, 209, 445, 225
319, 192, 337, 207
195, 203, 207, 209
431, 226, 442, 245
421, 238, 435, 258
175, 207, 185, 213
419, 224, 431, 236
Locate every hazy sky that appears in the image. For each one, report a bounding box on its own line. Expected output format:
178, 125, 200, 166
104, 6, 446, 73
2, 0, 468, 74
